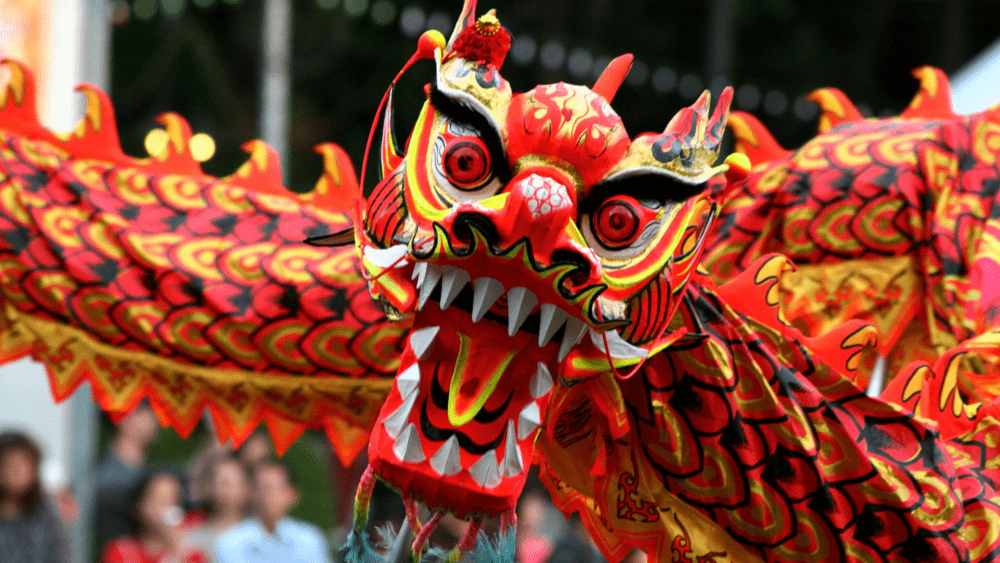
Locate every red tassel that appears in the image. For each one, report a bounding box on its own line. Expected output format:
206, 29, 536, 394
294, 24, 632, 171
451, 11, 511, 68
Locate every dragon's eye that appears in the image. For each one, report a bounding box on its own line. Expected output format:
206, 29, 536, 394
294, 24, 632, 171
594, 198, 641, 248
581, 194, 667, 261
442, 139, 491, 189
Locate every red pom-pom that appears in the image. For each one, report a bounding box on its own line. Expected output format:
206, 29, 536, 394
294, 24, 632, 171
451, 12, 511, 68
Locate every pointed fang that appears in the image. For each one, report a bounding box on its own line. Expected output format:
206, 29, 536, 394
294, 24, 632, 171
417, 264, 442, 310
439, 266, 470, 310
412, 261, 428, 283
469, 449, 501, 488
430, 435, 462, 477
538, 304, 568, 347
501, 421, 523, 478
506, 287, 538, 336
392, 423, 425, 463
559, 317, 587, 361
471, 277, 504, 322
396, 363, 421, 399
517, 402, 541, 440
529, 363, 553, 399
409, 326, 440, 361
383, 391, 419, 439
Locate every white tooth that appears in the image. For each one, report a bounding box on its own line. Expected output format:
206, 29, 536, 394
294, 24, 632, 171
558, 317, 587, 361
589, 328, 649, 360
529, 363, 553, 399
396, 363, 421, 399
366, 244, 409, 268
409, 326, 440, 361
538, 304, 568, 347
383, 390, 418, 439
471, 277, 504, 322
417, 264, 442, 310
501, 420, 523, 478
517, 402, 540, 440
506, 287, 538, 336
439, 266, 470, 310
392, 423, 425, 463
412, 261, 427, 284
468, 449, 501, 488
429, 435, 462, 477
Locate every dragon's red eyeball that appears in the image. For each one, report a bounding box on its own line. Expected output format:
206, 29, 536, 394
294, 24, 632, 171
443, 139, 491, 189
594, 197, 642, 248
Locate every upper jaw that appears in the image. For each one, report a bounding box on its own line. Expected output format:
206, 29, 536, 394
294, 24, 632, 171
361, 240, 649, 363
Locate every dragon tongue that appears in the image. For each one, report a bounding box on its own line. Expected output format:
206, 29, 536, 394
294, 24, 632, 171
446, 332, 518, 426
402, 305, 554, 431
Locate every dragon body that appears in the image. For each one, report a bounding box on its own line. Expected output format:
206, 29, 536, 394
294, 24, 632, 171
702, 71, 1000, 432
2, 1, 1000, 561
0, 62, 403, 462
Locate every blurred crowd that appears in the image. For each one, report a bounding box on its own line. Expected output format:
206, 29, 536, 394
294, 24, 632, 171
1, 402, 640, 563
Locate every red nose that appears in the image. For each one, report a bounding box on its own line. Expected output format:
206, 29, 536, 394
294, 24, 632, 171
485, 171, 601, 288
495, 171, 576, 247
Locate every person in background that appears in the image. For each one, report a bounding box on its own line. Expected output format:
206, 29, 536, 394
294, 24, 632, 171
185, 455, 250, 561
235, 432, 272, 469
100, 469, 206, 563
516, 491, 554, 563
0, 432, 69, 563
96, 403, 161, 542
185, 430, 230, 510
215, 460, 331, 563
547, 514, 607, 563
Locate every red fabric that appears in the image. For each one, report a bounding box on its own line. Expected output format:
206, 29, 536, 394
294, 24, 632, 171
100, 537, 207, 563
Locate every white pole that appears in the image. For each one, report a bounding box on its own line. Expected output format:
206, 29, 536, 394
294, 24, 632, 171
66, 1, 109, 561
952, 37, 1000, 115
260, 0, 291, 185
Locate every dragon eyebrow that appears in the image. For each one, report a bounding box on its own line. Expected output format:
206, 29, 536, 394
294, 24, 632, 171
428, 86, 511, 182
582, 173, 707, 213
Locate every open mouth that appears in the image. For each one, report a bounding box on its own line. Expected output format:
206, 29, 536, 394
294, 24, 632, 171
366, 248, 646, 518
367, 256, 585, 517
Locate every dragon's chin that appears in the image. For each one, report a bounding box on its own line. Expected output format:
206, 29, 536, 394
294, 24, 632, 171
367, 277, 574, 518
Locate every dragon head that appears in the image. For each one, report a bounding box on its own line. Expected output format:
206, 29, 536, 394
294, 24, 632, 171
354, 0, 739, 519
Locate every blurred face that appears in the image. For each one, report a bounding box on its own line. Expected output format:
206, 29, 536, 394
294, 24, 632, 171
210, 461, 249, 512
253, 465, 297, 524
0, 449, 37, 500
518, 495, 546, 532
119, 407, 160, 445
239, 434, 272, 466
138, 475, 184, 533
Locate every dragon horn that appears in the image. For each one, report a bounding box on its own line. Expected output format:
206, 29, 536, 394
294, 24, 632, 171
706, 86, 733, 150
447, 0, 479, 49
591, 54, 634, 103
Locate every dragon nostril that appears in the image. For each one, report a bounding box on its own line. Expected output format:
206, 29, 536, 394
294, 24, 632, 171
551, 249, 592, 288
452, 212, 500, 245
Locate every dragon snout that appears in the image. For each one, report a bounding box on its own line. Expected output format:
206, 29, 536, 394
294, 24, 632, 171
444, 171, 601, 288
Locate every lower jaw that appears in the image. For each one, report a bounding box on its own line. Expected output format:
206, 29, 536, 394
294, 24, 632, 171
367, 306, 555, 519
368, 443, 525, 518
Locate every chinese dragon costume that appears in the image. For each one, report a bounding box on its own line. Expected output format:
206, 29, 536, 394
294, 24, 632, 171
2, 1, 1000, 561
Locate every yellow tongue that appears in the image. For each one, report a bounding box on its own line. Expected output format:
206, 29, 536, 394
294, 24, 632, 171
447, 333, 519, 427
